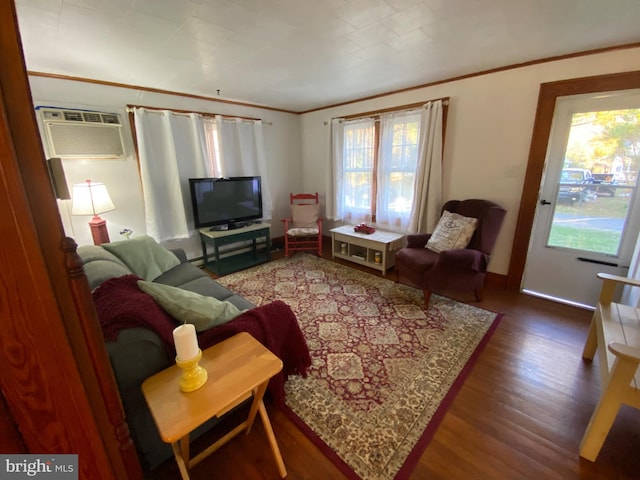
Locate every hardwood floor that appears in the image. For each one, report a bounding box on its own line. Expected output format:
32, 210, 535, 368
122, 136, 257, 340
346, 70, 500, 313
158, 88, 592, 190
151, 246, 640, 479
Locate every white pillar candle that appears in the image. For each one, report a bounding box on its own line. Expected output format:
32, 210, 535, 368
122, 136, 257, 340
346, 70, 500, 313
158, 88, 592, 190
173, 324, 199, 362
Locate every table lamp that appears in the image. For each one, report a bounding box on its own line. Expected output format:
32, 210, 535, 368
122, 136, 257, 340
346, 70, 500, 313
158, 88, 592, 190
72, 179, 115, 245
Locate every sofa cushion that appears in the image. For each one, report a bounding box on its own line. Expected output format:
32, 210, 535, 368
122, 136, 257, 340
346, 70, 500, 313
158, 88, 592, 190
102, 235, 180, 281
137, 280, 245, 332
426, 211, 478, 253
153, 262, 209, 288
153, 263, 254, 310
77, 245, 133, 290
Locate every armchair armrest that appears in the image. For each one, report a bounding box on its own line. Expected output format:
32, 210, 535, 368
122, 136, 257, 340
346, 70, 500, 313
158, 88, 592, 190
608, 341, 640, 363
598, 272, 640, 288
437, 248, 488, 272
406, 233, 431, 248
597, 272, 640, 304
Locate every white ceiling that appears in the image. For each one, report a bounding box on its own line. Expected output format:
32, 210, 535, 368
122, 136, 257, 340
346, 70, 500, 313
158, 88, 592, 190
14, 0, 640, 112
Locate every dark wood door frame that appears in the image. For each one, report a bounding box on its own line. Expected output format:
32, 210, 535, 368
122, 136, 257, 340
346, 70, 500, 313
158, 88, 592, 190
507, 70, 640, 290
1, 2, 141, 478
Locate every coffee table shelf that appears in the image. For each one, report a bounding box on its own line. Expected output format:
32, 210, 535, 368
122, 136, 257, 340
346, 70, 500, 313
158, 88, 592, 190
330, 225, 405, 274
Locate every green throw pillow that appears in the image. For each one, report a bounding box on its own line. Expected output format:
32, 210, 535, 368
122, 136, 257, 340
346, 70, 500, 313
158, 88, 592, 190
102, 235, 180, 281
137, 280, 244, 332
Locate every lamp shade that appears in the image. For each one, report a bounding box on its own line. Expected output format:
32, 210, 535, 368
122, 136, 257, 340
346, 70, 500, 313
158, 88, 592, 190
71, 180, 115, 216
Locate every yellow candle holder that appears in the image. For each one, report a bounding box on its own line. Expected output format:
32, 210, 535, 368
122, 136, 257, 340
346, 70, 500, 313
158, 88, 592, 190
175, 349, 208, 392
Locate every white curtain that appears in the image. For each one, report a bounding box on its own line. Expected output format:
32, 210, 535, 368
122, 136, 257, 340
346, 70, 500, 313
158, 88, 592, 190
332, 117, 376, 225
376, 111, 422, 231
133, 108, 212, 241
215, 116, 273, 220
408, 100, 443, 233
325, 118, 342, 221
331, 101, 443, 232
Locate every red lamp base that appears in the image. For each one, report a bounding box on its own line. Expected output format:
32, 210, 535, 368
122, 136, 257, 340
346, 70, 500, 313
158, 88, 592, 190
89, 215, 110, 245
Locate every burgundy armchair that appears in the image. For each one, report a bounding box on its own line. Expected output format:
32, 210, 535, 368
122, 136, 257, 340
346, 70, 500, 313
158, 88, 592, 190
395, 199, 506, 308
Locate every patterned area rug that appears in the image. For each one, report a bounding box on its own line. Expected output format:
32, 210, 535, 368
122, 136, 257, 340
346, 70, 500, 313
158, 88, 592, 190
217, 254, 501, 479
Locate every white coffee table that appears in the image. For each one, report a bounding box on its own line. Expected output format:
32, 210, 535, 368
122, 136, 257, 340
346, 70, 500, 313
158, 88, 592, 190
330, 225, 405, 274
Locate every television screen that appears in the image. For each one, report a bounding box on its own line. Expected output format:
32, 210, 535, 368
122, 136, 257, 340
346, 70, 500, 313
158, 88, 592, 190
189, 176, 263, 230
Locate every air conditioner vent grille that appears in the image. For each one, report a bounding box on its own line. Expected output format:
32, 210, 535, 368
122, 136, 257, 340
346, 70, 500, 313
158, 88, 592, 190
82, 112, 102, 123
101, 114, 119, 124
63, 111, 84, 122
39, 107, 125, 158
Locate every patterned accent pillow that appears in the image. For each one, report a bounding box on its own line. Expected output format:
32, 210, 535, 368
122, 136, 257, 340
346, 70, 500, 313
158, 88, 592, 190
426, 211, 478, 253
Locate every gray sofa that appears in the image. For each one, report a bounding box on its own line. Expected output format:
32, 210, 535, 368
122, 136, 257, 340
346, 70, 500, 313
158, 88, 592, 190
78, 239, 255, 470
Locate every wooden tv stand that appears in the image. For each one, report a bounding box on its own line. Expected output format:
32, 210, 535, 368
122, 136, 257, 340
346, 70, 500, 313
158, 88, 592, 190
199, 223, 270, 275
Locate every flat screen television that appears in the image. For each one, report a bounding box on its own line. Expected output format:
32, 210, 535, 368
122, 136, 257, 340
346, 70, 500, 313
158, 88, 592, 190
189, 176, 263, 230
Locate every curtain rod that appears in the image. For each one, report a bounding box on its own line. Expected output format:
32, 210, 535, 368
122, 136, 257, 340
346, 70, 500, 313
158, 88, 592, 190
326, 97, 450, 124
126, 104, 272, 125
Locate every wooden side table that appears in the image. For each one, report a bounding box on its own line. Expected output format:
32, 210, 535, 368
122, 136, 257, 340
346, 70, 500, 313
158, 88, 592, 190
142, 332, 286, 479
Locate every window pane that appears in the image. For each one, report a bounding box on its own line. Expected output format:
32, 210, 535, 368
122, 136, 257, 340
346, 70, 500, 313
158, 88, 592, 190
381, 116, 420, 214
343, 122, 376, 217
344, 171, 372, 209
387, 172, 415, 212
344, 124, 375, 170
548, 108, 640, 255
203, 120, 220, 176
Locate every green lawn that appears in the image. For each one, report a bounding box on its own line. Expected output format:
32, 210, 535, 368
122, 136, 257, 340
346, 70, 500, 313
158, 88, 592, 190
549, 195, 628, 254
555, 193, 630, 217
547, 225, 620, 254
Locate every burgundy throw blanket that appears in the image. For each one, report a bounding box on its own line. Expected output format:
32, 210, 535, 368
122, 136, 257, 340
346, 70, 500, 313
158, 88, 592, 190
93, 274, 311, 406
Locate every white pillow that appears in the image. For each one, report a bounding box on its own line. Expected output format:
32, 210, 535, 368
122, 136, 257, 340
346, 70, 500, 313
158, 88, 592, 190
291, 203, 319, 228
426, 211, 478, 253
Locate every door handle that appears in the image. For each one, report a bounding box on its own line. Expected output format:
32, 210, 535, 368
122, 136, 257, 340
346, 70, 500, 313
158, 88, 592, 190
540, 199, 551, 205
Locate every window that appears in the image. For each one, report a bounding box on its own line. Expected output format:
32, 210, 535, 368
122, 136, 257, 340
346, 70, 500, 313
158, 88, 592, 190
330, 100, 445, 233
203, 118, 221, 176
338, 111, 422, 230
377, 113, 421, 227
343, 120, 376, 215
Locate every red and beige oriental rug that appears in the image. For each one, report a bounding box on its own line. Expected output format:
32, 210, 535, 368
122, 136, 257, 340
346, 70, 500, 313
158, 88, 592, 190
217, 254, 502, 479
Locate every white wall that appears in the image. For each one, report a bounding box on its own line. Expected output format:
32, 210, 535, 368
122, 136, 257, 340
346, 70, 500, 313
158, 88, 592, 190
28, 46, 640, 272
300, 47, 640, 275
28, 76, 302, 259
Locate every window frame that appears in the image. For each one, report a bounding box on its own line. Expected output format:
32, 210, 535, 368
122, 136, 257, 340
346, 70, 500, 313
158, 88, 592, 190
339, 99, 448, 225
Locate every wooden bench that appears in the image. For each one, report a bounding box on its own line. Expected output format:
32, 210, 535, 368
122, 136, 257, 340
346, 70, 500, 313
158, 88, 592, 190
580, 272, 640, 461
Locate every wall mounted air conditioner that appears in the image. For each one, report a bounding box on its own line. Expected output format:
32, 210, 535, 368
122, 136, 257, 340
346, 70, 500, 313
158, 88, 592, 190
39, 108, 125, 159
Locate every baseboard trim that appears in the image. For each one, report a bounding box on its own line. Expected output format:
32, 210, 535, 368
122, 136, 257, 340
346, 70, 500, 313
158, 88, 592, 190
485, 271, 507, 288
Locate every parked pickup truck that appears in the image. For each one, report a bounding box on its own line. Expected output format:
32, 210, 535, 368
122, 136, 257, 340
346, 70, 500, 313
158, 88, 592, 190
558, 168, 597, 205
591, 173, 616, 197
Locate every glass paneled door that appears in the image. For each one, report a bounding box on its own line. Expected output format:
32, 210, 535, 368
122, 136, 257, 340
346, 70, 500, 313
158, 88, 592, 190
522, 91, 640, 308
